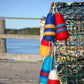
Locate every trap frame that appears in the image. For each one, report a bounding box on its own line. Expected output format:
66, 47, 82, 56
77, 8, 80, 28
50, 1, 84, 84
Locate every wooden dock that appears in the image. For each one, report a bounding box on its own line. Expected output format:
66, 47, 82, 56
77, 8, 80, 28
0, 34, 40, 39
0, 53, 43, 62
0, 60, 42, 84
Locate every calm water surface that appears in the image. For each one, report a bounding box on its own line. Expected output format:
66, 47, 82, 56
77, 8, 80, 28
6, 38, 40, 54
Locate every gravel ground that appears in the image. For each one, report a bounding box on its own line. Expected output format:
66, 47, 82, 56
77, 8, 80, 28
0, 60, 42, 84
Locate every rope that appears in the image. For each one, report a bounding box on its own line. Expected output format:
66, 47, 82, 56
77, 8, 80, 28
63, 40, 67, 55
63, 40, 68, 83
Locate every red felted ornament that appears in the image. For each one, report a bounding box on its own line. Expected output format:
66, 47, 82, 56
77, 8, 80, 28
55, 13, 69, 40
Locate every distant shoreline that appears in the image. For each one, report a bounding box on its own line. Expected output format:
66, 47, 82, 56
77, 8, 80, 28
5, 27, 40, 35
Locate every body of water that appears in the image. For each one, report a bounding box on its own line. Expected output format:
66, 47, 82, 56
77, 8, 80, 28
6, 38, 40, 54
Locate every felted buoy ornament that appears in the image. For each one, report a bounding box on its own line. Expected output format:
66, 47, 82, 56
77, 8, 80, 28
39, 56, 53, 84
47, 69, 60, 84
43, 12, 56, 41
39, 38, 52, 57
55, 13, 69, 40
55, 12, 69, 56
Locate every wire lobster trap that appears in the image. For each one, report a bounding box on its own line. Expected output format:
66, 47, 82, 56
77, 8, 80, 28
50, 1, 84, 84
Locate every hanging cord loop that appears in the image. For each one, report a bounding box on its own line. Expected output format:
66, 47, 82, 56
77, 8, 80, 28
53, 40, 58, 69
50, 40, 58, 70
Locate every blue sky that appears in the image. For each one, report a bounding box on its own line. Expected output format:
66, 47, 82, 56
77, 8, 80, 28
0, 0, 84, 29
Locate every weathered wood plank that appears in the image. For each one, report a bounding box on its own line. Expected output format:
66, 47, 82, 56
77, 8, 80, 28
0, 53, 43, 61
0, 17, 41, 20
0, 61, 42, 84
0, 34, 40, 39
0, 18, 6, 53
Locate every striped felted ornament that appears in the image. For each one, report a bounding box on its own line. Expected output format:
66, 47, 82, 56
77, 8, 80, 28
55, 12, 69, 40
39, 38, 52, 57
43, 12, 56, 41
39, 56, 53, 84
47, 69, 60, 84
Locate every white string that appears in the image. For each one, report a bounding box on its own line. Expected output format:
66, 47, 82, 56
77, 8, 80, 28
55, 2, 59, 13
48, 41, 50, 56
50, 41, 53, 71
53, 2, 55, 14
